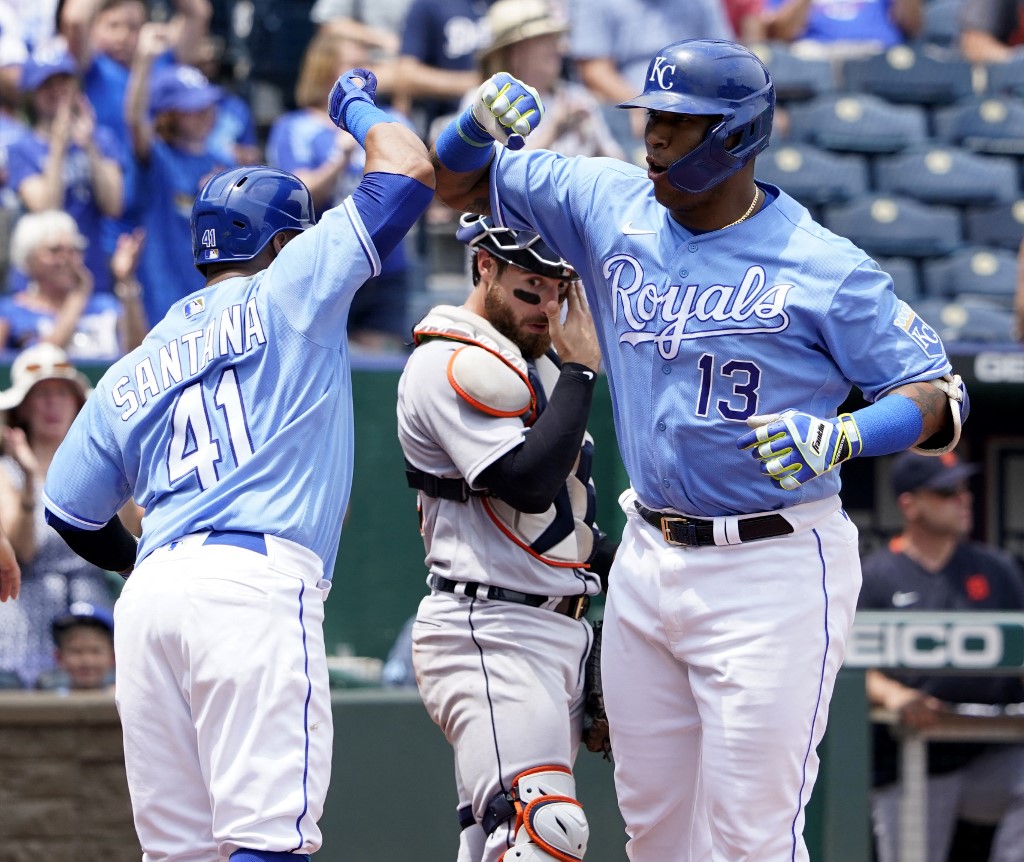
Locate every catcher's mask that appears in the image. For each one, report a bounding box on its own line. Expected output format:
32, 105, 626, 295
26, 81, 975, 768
618, 38, 775, 194
191, 165, 317, 273
456, 213, 577, 282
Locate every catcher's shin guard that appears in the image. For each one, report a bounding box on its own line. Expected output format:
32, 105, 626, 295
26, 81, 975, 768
496, 765, 589, 862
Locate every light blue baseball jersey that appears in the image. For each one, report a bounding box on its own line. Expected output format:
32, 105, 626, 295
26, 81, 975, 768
42, 198, 381, 578
490, 149, 952, 517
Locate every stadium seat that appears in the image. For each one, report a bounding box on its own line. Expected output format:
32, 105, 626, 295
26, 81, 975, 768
874, 146, 1020, 207
921, 245, 1018, 306
910, 296, 1015, 344
984, 57, 1024, 98
822, 194, 963, 258
753, 42, 836, 102
932, 96, 1024, 156
840, 45, 975, 106
754, 144, 869, 208
873, 256, 921, 301
786, 93, 929, 154
964, 199, 1024, 251
917, 0, 964, 50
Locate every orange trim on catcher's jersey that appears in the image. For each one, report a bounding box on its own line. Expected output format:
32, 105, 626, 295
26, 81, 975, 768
481, 497, 589, 568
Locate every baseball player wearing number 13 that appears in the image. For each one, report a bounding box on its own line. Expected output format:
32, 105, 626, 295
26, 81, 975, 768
429, 40, 969, 862
40, 69, 434, 862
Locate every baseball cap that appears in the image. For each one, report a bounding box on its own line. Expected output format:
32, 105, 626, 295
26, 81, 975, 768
479, 0, 568, 61
20, 46, 78, 92
0, 343, 91, 412
51, 601, 115, 642
890, 451, 979, 496
149, 64, 220, 114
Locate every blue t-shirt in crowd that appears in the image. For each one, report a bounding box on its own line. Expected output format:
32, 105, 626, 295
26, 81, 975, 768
207, 92, 259, 165
130, 139, 232, 327
764, 0, 905, 46
6, 126, 122, 295
0, 290, 124, 360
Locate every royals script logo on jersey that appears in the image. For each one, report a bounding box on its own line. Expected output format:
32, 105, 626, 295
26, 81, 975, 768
603, 256, 792, 359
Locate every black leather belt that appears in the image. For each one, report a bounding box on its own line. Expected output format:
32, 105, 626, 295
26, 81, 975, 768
634, 502, 793, 547
429, 574, 589, 620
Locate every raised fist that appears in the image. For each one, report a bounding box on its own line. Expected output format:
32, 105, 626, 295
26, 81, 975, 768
328, 68, 378, 132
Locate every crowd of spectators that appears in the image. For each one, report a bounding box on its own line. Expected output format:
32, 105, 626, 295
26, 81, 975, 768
0, 0, 1021, 364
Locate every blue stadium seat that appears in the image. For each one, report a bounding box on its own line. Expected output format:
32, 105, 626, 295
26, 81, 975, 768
840, 45, 974, 106
874, 145, 1020, 207
984, 57, 1024, 98
755, 144, 869, 207
822, 194, 963, 258
932, 96, 1024, 156
753, 42, 836, 102
873, 256, 921, 301
917, 0, 964, 50
786, 93, 929, 154
964, 199, 1024, 251
921, 245, 1018, 306
910, 296, 1015, 344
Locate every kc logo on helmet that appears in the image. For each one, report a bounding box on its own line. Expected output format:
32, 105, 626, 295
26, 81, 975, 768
649, 57, 677, 90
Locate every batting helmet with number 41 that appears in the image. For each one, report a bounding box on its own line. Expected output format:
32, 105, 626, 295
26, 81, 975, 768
191, 166, 317, 272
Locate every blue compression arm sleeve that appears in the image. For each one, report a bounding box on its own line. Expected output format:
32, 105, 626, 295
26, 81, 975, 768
351, 172, 434, 261
850, 393, 923, 457
434, 106, 495, 172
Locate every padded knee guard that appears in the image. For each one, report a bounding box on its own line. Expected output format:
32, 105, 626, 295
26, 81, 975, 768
498, 765, 589, 862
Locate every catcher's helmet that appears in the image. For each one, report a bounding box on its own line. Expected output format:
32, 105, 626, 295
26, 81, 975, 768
619, 39, 774, 194
191, 166, 316, 271
456, 213, 577, 281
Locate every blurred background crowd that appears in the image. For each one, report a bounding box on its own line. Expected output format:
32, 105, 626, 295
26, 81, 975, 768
0, 0, 1021, 366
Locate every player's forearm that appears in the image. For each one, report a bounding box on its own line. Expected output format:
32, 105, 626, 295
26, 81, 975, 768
477, 363, 596, 513
885, 380, 960, 450
430, 150, 492, 213
46, 512, 138, 574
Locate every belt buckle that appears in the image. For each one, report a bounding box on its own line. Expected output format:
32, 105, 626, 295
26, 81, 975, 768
566, 595, 590, 620
660, 516, 689, 546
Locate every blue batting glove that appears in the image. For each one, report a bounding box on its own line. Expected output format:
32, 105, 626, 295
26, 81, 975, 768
471, 73, 544, 148
737, 409, 863, 491
329, 68, 378, 132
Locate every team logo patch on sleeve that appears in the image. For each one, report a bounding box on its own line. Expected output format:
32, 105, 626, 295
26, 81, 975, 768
893, 301, 944, 358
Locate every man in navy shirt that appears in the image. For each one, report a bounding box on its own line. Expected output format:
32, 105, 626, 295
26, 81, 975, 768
859, 451, 1024, 862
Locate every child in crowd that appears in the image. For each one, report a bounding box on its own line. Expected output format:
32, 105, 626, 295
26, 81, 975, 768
48, 601, 116, 692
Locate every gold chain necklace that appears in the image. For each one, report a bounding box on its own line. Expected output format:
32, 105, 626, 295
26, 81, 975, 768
722, 187, 762, 229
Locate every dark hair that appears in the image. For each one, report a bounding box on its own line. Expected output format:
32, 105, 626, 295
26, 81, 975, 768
52, 617, 114, 649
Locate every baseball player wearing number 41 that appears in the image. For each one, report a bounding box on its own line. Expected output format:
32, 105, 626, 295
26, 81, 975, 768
40, 69, 435, 862
429, 40, 969, 862
398, 214, 617, 862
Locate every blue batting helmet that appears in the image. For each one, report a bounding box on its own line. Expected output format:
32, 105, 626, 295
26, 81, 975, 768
618, 39, 774, 194
191, 166, 316, 271
456, 213, 576, 281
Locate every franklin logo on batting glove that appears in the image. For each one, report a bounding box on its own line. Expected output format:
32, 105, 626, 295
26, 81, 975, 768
739, 409, 863, 491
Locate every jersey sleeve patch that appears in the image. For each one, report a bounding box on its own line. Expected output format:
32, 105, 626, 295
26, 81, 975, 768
893, 301, 945, 359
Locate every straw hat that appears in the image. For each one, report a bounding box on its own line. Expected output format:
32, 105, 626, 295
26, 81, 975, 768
480, 0, 568, 61
0, 343, 91, 412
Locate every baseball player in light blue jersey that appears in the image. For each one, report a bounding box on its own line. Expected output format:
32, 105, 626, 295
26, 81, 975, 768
428, 40, 969, 862
40, 69, 434, 862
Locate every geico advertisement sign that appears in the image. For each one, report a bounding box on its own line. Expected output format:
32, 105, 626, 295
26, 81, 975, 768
846, 614, 1024, 670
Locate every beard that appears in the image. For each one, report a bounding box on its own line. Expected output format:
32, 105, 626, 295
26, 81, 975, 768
484, 283, 551, 360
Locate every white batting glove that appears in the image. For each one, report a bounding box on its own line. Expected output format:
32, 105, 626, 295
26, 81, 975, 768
471, 73, 544, 150
737, 409, 863, 491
